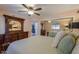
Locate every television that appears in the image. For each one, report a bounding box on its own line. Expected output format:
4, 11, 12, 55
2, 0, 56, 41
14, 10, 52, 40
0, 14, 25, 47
69, 22, 79, 28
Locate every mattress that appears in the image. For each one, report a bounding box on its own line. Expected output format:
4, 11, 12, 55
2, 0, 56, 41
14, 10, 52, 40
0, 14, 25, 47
6, 35, 61, 54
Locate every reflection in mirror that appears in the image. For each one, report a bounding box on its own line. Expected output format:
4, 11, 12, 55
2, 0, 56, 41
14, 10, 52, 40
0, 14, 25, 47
4, 15, 24, 33
9, 20, 21, 31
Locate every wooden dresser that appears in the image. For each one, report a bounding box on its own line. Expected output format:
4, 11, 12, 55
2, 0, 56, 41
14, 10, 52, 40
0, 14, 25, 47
0, 35, 4, 53
0, 32, 28, 53
4, 32, 28, 43
0, 15, 29, 53
40, 29, 46, 36
18, 32, 28, 40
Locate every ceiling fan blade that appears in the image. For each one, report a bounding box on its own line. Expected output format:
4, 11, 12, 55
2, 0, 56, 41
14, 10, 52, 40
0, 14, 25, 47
22, 4, 33, 10
29, 7, 33, 10
22, 4, 28, 9
34, 8, 42, 11
34, 13, 40, 16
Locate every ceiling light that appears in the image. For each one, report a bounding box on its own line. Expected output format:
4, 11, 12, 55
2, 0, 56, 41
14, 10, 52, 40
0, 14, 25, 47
48, 21, 51, 23
28, 11, 34, 15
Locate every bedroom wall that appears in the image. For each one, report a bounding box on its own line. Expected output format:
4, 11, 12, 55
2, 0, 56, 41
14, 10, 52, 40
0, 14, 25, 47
0, 16, 5, 34
37, 21, 41, 35
1, 8, 79, 35
53, 9, 79, 32
42, 20, 69, 33
43, 9, 79, 33
55, 9, 79, 22
43, 21, 52, 32
24, 20, 32, 37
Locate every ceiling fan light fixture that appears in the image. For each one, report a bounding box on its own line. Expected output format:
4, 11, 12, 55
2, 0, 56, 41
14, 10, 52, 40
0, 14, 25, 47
22, 4, 41, 16
28, 11, 34, 15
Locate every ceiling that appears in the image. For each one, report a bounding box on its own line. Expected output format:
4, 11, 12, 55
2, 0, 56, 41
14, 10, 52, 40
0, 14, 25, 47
0, 4, 79, 21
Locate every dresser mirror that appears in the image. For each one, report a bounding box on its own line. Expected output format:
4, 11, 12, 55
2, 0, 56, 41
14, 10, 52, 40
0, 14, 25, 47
4, 15, 24, 33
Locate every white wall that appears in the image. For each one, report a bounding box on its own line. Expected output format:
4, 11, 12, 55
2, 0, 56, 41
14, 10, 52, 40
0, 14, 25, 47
54, 9, 79, 22
0, 16, 5, 34
36, 21, 41, 35
24, 20, 32, 36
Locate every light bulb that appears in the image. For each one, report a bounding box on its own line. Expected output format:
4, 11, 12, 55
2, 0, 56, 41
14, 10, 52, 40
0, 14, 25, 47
28, 11, 34, 15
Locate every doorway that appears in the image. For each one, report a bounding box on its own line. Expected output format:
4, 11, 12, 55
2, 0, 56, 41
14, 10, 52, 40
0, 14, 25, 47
32, 22, 38, 36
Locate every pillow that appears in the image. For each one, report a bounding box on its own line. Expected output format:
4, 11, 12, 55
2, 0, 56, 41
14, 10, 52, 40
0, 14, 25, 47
67, 32, 77, 40
71, 31, 79, 39
57, 34, 76, 54
51, 31, 66, 48
48, 32, 57, 37
72, 38, 79, 54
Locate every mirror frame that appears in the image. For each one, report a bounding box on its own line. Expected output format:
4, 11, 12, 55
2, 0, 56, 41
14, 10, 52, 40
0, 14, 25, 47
3, 15, 24, 33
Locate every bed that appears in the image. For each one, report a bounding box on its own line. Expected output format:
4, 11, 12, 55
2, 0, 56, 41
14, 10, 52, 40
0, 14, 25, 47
6, 35, 61, 54
6, 31, 78, 54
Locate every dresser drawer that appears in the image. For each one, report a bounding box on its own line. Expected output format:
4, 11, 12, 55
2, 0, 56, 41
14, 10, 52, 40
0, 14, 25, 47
4, 33, 18, 43
0, 35, 4, 53
18, 32, 28, 39
0, 35, 4, 44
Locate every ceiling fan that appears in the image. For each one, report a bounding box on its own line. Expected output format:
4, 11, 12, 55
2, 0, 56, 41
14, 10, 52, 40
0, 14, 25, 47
18, 4, 42, 16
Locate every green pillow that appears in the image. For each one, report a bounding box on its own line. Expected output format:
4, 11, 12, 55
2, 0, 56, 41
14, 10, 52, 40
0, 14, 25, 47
57, 35, 76, 54
48, 32, 57, 37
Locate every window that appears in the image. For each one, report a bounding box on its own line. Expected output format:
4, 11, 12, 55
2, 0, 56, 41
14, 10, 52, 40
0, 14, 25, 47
52, 24, 60, 30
